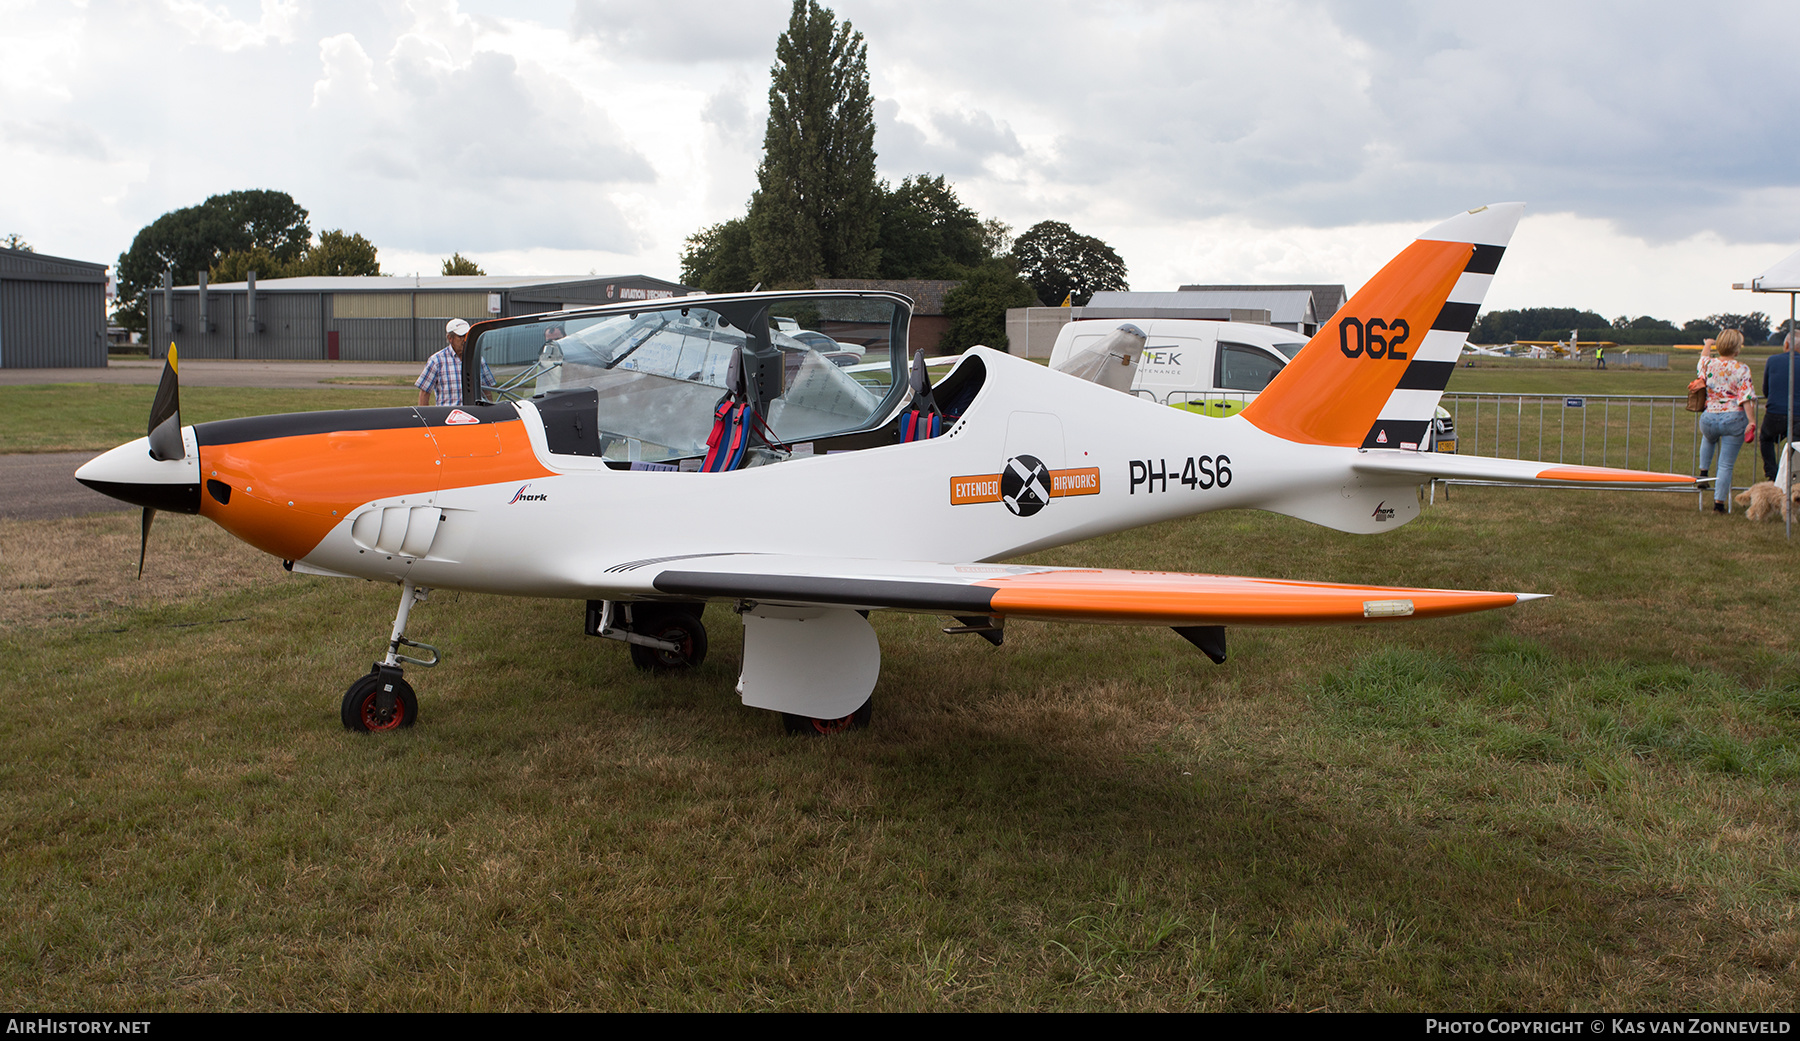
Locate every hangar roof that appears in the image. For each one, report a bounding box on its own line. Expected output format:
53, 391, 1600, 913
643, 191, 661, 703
194, 274, 685, 295
0, 246, 107, 284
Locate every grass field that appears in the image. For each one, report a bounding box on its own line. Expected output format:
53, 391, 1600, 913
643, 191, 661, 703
0, 385, 418, 454
2, 376, 1798, 1010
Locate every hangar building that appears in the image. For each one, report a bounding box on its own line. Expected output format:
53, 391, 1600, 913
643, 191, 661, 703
146, 273, 692, 361
1173, 284, 1348, 336
0, 246, 109, 368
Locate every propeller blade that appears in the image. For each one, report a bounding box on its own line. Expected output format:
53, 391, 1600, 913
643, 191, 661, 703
138, 507, 156, 579
147, 343, 183, 462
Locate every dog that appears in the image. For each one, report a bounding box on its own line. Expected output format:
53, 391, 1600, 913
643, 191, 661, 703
1734, 481, 1800, 521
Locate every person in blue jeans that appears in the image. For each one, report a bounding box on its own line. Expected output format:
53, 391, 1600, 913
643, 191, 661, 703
1696, 329, 1758, 513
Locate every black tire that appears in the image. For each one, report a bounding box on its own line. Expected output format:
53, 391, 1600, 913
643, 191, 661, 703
341, 669, 418, 732
628, 611, 708, 672
782, 698, 872, 736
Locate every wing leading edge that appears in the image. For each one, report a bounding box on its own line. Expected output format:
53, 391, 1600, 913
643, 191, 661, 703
644, 554, 1540, 627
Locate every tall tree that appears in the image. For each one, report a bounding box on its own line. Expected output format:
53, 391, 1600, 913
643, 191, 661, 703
1009, 221, 1127, 307
747, 0, 881, 287
1, 233, 31, 252
115, 190, 310, 331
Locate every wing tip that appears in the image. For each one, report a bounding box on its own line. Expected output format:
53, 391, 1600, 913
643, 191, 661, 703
1533, 465, 1695, 485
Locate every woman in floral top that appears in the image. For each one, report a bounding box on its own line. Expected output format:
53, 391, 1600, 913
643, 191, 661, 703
1696, 328, 1757, 513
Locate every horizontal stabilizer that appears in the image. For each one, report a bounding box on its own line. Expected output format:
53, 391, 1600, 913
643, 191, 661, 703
1352, 453, 1695, 489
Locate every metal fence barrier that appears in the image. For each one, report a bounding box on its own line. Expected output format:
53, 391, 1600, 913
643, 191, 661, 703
1442, 393, 1749, 509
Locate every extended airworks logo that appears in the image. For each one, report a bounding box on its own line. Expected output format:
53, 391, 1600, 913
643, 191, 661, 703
508, 483, 548, 504
951, 455, 1099, 517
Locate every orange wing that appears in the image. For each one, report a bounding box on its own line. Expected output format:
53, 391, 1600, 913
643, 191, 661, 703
644, 555, 1537, 627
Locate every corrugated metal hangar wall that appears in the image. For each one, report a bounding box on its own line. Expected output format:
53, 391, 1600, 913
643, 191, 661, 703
147, 274, 693, 361
0, 247, 108, 368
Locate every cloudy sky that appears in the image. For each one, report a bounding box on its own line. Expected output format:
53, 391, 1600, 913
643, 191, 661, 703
5, 0, 1799, 323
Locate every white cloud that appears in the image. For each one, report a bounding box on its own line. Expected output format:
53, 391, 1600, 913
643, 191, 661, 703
311, 32, 376, 109
568, 0, 787, 63
3, 119, 111, 162
161, 0, 298, 51
0, 0, 1796, 320
875, 100, 1023, 181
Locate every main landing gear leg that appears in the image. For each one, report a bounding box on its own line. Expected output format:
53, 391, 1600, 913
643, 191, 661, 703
586, 600, 709, 672
341, 579, 440, 732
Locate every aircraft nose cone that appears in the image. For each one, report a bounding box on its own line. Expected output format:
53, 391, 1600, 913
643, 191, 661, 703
75, 435, 201, 514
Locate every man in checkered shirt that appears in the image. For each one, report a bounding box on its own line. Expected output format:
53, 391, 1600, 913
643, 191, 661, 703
416, 318, 496, 406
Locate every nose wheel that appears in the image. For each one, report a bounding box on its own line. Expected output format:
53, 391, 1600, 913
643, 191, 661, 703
342, 579, 438, 732
342, 666, 418, 731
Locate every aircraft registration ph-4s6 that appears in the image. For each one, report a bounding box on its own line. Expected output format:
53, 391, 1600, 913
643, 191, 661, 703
77, 203, 1692, 735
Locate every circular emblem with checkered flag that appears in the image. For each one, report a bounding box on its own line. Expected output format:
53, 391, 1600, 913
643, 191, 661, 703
1000, 454, 1052, 516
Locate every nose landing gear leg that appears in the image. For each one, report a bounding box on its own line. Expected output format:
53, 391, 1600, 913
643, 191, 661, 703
341, 579, 440, 732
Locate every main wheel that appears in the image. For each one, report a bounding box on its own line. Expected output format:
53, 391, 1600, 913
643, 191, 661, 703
782, 698, 872, 736
341, 670, 418, 732
628, 611, 708, 672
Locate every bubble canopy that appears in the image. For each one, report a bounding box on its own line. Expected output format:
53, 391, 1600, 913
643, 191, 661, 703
470, 292, 913, 466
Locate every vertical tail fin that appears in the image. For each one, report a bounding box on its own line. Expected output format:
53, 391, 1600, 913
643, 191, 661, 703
1241, 203, 1522, 449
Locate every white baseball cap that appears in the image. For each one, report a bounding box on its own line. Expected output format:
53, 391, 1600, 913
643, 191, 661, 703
446, 318, 471, 336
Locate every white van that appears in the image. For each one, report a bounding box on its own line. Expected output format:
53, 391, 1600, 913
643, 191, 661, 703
1046, 319, 1308, 416
1044, 317, 1457, 450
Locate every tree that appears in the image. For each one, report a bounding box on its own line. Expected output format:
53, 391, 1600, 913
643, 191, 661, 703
979, 219, 1012, 260
875, 174, 986, 279
1, 233, 31, 252
209, 246, 285, 283
746, 0, 881, 286
210, 190, 311, 262
940, 261, 1036, 353
115, 190, 310, 331
1469, 307, 1609, 344
441, 252, 484, 276
1684, 312, 1771, 343
293, 231, 381, 276
1009, 221, 1127, 307
680, 218, 755, 292
212, 230, 381, 282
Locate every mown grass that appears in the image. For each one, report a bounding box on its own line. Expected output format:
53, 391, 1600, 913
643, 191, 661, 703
2, 481, 1798, 1010
1446, 366, 1697, 397
0, 385, 418, 454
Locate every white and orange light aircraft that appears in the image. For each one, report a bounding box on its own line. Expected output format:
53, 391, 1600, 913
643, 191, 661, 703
77, 203, 1691, 735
